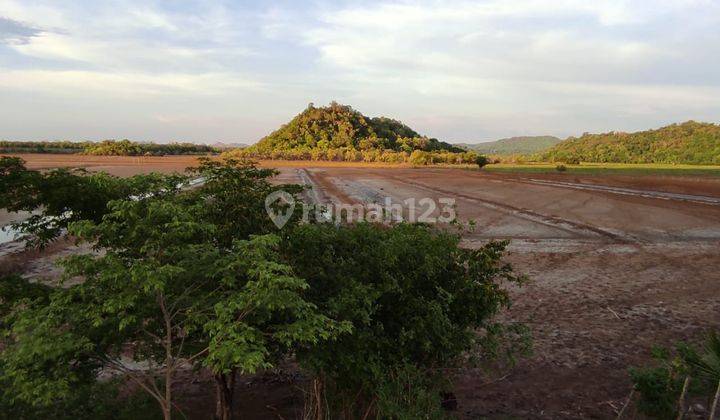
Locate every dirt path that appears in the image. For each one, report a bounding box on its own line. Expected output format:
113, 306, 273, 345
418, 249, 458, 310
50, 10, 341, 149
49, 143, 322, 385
516, 178, 720, 205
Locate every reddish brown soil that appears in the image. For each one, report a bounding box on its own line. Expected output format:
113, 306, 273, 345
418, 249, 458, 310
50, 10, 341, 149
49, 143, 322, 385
3, 156, 720, 419
5, 153, 204, 175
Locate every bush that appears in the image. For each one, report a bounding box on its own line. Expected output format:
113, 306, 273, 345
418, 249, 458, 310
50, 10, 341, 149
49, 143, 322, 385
0, 378, 161, 420
555, 164, 567, 172
284, 223, 528, 417
409, 150, 430, 165
630, 332, 720, 419
630, 364, 684, 419
475, 155, 490, 169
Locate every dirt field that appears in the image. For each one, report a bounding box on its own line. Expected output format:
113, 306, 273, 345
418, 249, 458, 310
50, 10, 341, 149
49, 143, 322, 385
2, 154, 720, 419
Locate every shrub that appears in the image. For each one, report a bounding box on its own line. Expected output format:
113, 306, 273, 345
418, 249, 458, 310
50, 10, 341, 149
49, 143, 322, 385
555, 164, 567, 172
284, 223, 528, 417
409, 150, 430, 165
475, 155, 490, 169
630, 331, 720, 419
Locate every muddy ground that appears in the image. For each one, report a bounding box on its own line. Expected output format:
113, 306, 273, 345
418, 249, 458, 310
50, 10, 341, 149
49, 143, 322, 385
2, 155, 720, 419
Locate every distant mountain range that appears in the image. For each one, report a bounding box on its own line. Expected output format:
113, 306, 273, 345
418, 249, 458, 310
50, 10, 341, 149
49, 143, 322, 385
456, 136, 562, 155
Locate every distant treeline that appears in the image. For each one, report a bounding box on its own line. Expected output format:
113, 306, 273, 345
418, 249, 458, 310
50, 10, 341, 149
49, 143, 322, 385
84, 140, 217, 156
543, 121, 720, 165
0, 141, 90, 154
225, 147, 481, 165
0, 139, 218, 156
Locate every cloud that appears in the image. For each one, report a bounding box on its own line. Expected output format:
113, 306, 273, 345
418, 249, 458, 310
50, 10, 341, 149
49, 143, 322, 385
0, 16, 41, 44
0, 0, 720, 141
0, 68, 262, 97
302, 0, 717, 86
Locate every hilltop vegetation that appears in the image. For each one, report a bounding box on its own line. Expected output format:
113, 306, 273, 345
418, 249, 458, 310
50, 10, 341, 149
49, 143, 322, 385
459, 136, 561, 155
253, 102, 460, 153
233, 102, 481, 164
0, 140, 217, 156
543, 121, 720, 165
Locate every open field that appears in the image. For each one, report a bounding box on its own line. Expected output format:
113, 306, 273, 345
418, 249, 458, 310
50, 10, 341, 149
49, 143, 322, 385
8, 153, 720, 176
2, 154, 720, 418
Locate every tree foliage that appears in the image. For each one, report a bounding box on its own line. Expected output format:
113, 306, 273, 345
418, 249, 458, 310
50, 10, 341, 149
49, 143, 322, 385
237, 102, 467, 163
543, 121, 720, 164
83, 140, 216, 156
0, 158, 343, 420
0, 140, 90, 154
283, 223, 528, 417
0, 156, 187, 246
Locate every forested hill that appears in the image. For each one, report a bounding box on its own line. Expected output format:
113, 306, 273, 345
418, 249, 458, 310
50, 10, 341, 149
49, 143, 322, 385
542, 121, 720, 165
458, 136, 561, 155
250, 102, 462, 154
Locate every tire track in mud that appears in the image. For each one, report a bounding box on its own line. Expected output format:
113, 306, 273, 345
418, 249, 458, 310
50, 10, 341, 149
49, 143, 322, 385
456, 170, 720, 206
370, 173, 639, 244
296, 169, 360, 205
296, 169, 328, 205
522, 178, 720, 206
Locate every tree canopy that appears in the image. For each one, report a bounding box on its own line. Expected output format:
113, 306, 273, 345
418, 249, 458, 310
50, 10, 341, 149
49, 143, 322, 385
543, 121, 720, 164
246, 102, 463, 156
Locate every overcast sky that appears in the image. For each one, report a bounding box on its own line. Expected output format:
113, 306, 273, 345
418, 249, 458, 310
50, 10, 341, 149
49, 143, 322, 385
1, 0, 719, 144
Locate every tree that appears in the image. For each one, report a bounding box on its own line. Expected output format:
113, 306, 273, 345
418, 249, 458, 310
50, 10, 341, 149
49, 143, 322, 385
409, 150, 430, 166
475, 154, 490, 169
543, 121, 720, 165
187, 157, 304, 248
283, 223, 529, 418
0, 158, 344, 420
1, 194, 344, 420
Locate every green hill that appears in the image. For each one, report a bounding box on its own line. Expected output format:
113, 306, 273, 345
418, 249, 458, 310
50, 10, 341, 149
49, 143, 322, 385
543, 121, 720, 165
458, 136, 561, 155
251, 102, 462, 154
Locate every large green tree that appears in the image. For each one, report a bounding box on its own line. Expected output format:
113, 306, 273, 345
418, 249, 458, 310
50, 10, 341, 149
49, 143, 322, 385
283, 223, 529, 418
0, 158, 343, 420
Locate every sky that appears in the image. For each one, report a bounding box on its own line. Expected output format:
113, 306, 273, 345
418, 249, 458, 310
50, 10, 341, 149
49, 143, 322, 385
1, 0, 719, 144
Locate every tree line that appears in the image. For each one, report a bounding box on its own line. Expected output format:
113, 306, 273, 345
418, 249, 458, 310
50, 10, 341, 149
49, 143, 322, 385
543, 121, 720, 165
0, 140, 218, 156
0, 155, 528, 419
226, 146, 482, 165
